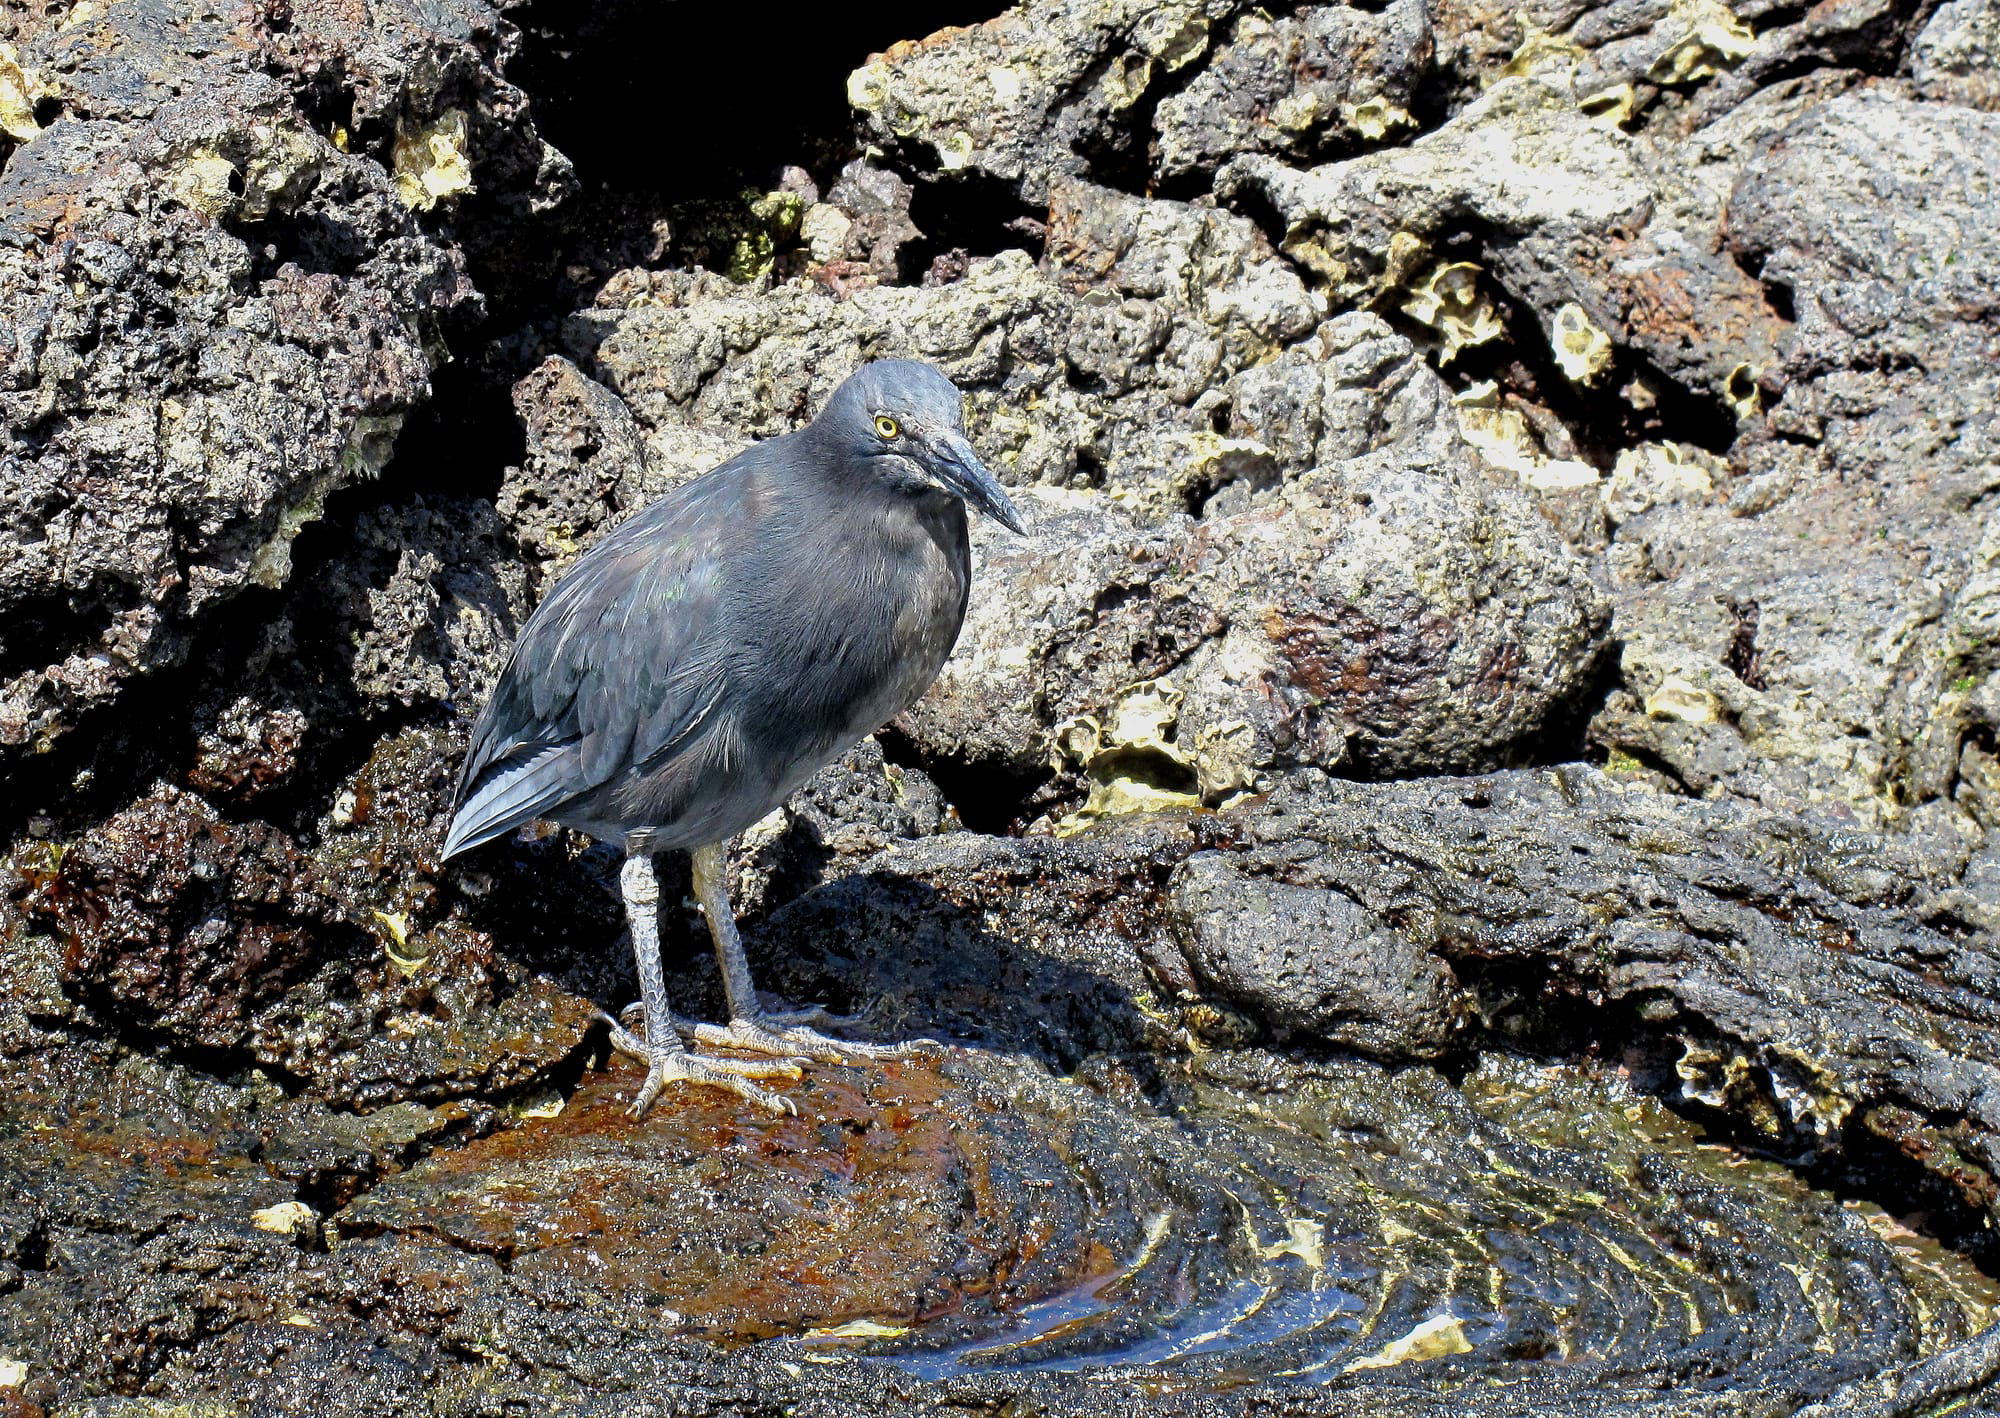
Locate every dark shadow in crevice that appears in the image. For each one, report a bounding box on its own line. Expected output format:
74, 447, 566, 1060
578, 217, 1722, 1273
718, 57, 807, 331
1413, 240, 1742, 464
875, 723, 1055, 837
1503, 634, 1625, 773
507, 0, 1012, 198
0, 657, 212, 844
1745, 0, 1947, 80
903, 172, 1049, 277
1731, 241, 1800, 328
0, 593, 120, 689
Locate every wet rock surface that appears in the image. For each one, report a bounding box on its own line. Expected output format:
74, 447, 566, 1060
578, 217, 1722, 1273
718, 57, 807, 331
5, 0, 2000, 1414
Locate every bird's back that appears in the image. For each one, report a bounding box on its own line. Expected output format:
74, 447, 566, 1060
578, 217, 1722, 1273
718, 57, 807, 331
441, 437, 971, 859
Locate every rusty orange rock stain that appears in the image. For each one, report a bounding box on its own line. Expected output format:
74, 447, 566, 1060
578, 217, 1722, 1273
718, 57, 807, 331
344, 1053, 1120, 1341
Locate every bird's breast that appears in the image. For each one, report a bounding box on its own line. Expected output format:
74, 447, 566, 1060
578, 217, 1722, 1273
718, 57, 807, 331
872, 514, 972, 725
731, 499, 970, 766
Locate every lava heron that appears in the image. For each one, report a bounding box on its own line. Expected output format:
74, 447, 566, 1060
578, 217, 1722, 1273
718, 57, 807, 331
441, 360, 1025, 1117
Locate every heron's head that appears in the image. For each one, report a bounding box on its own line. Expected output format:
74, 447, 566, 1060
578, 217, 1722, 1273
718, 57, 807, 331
823, 360, 1026, 535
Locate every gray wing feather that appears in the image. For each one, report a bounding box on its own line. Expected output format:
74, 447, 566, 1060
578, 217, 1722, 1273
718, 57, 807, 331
438, 743, 577, 858
443, 461, 757, 856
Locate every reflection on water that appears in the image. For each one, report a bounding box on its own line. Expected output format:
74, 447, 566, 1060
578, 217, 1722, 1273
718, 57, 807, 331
787, 1051, 1998, 1397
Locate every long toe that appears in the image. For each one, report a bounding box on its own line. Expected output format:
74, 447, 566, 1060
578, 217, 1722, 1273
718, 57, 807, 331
598, 1008, 729, 1059
628, 1046, 801, 1119
597, 1008, 653, 1062
753, 994, 945, 1047
692, 1018, 940, 1065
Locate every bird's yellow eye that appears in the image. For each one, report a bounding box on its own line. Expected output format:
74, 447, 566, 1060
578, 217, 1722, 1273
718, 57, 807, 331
874, 414, 900, 440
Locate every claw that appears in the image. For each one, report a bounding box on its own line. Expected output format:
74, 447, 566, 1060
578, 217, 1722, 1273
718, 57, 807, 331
596, 1011, 801, 1118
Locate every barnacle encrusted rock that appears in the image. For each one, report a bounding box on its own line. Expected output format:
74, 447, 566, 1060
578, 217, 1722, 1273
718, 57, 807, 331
572, 181, 1324, 514
572, 230, 1607, 788
1591, 91, 2000, 824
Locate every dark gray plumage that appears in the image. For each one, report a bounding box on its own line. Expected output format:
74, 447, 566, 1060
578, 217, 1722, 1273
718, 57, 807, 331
442, 360, 1024, 1116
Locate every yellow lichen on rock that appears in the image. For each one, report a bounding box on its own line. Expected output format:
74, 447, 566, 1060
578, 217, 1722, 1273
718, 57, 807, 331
1099, 52, 1154, 111
169, 151, 240, 220
0, 43, 54, 143
1346, 1312, 1473, 1371
1250, 1216, 1326, 1269
372, 909, 434, 977
1192, 718, 1258, 801
1606, 441, 1722, 522
937, 127, 979, 167
1649, 0, 1757, 83
168, 122, 323, 223
1645, 676, 1721, 724
1132, 7, 1211, 71
1381, 230, 1430, 290
1726, 362, 1763, 418
846, 59, 892, 113
1342, 96, 1412, 142
1499, 25, 1644, 126
1279, 232, 1351, 291
1579, 83, 1637, 127
1270, 90, 1321, 133
803, 1318, 910, 1341
1551, 301, 1615, 384
1051, 678, 1204, 835
250, 1200, 317, 1235
1498, 25, 1588, 84
1454, 383, 1599, 491
393, 109, 474, 210
237, 122, 324, 222
1399, 261, 1504, 361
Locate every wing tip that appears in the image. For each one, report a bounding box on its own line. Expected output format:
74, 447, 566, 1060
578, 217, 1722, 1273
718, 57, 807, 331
438, 814, 494, 862
438, 742, 580, 863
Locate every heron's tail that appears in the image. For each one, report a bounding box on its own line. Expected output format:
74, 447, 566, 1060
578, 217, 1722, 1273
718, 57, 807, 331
439, 743, 578, 859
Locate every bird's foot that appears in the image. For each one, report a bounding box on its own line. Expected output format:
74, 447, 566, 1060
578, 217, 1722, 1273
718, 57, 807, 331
690, 1014, 941, 1065
612, 1000, 942, 1066
596, 1010, 800, 1118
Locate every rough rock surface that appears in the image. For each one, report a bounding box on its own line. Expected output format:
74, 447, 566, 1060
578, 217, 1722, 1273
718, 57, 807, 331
1590, 89, 2000, 826
1169, 851, 1465, 1056
849, 0, 1432, 200
3, 0, 2000, 1413
1912, 0, 2000, 109
0, 0, 567, 768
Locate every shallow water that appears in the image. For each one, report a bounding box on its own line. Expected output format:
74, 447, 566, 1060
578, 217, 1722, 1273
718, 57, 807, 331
769, 1049, 1997, 1399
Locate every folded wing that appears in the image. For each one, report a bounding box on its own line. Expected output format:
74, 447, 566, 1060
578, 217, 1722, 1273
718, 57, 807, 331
440, 465, 753, 858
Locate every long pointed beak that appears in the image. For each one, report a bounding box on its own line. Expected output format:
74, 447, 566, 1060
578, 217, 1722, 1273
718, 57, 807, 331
927, 430, 1026, 535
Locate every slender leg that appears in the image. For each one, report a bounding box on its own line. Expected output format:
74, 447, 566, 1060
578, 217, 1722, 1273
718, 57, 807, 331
678, 841, 937, 1063
599, 851, 799, 1118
